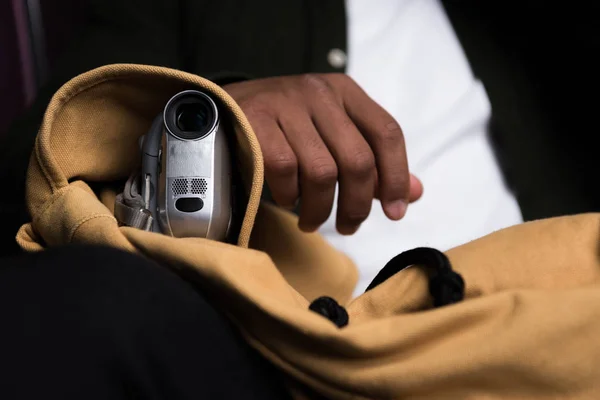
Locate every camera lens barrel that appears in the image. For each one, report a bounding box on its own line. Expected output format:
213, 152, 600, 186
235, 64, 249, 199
164, 90, 219, 140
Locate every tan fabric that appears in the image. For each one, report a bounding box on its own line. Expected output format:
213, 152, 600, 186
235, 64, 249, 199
16, 64, 600, 399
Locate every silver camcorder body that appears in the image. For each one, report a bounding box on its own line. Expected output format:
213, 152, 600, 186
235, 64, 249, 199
141, 90, 232, 240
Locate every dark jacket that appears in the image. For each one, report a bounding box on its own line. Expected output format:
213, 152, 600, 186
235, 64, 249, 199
1, 0, 598, 256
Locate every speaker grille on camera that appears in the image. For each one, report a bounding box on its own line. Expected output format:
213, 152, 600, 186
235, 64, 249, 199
172, 178, 188, 195
191, 178, 208, 195
171, 178, 208, 196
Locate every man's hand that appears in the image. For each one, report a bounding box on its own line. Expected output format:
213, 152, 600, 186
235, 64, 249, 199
224, 74, 423, 234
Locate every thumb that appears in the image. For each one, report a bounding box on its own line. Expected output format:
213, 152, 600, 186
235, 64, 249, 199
374, 172, 423, 203
408, 174, 423, 203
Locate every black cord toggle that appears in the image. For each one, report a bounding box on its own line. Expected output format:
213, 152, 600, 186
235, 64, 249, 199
309, 296, 349, 328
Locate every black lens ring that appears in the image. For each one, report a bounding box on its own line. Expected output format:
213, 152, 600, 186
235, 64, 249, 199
164, 90, 218, 141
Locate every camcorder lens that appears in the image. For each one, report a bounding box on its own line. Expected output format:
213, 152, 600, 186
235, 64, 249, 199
176, 103, 209, 133
165, 91, 218, 140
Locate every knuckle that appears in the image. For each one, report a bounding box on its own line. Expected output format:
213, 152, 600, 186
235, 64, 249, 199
301, 74, 335, 100
306, 161, 338, 187
301, 73, 329, 89
265, 151, 298, 176
376, 120, 404, 144
344, 151, 375, 177
240, 97, 272, 119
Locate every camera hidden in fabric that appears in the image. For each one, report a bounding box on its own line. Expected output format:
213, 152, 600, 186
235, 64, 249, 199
15, 64, 600, 400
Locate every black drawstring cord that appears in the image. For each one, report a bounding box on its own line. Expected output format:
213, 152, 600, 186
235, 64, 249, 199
308, 247, 465, 327
365, 247, 465, 307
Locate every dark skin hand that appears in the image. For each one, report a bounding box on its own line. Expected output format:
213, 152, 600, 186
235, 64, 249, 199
224, 73, 423, 235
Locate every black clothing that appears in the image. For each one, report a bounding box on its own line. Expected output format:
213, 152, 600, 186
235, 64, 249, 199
0, 245, 293, 399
